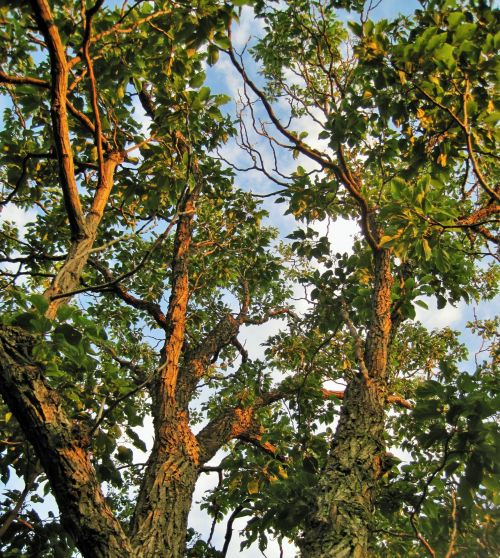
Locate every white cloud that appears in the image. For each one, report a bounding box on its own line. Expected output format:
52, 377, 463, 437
314, 217, 358, 256
212, 55, 245, 97
0, 204, 38, 281
415, 298, 465, 329
0, 203, 37, 238
231, 7, 266, 49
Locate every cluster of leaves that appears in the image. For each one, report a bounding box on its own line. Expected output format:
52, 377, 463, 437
0, 0, 294, 553
374, 320, 499, 557
0, 0, 498, 556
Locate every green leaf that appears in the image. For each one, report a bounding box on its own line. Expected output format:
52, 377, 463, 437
12, 312, 36, 330
453, 23, 476, 43
390, 177, 407, 199
207, 45, 219, 66
196, 86, 211, 103
54, 324, 83, 346
189, 72, 206, 88
447, 12, 464, 29
433, 43, 455, 69
425, 32, 447, 53
29, 294, 49, 314
116, 445, 134, 464
422, 238, 432, 261
56, 305, 73, 321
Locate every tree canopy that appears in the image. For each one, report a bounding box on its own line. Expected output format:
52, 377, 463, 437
0, 1, 498, 557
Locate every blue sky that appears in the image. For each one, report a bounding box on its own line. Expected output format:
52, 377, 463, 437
1, 1, 498, 557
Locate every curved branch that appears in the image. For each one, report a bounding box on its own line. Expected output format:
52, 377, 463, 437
221, 504, 246, 558
89, 259, 168, 330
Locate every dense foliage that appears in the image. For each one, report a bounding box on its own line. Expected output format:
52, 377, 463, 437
0, 1, 498, 557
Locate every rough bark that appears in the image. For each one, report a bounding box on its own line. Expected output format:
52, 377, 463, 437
0, 326, 132, 558
130, 407, 200, 557
196, 390, 285, 465
301, 249, 393, 558
130, 190, 200, 557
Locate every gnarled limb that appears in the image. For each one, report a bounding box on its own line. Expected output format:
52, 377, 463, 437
0, 326, 132, 558
196, 390, 285, 465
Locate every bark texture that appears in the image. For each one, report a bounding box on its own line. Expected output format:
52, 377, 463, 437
301, 249, 393, 558
130, 408, 200, 557
130, 190, 200, 556
0, 327, 132, 558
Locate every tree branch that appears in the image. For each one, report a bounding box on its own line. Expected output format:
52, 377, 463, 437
226, 29, 379, 252
221, 504, 245, 558
196, 390, 285, 465
89, 259, 168, 330
29, 0, 86, 240
49, 214, 178, 300
0, 473, 37, 540
82, 0, 106, 183
0, 71, 114, 154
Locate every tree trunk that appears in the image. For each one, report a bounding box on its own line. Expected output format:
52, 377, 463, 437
130, 405, 200, 557
301, 249, 393, 558
0, 326, 132, 558
43, 151, 123, 319
300, 377, 386, 558
130, 189, 200, 557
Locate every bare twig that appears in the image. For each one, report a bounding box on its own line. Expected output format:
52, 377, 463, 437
221, 504, 246, 558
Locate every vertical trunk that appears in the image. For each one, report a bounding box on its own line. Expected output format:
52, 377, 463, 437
131, 409, 200, 557
301, 249, 393, 558
131, 191, 200, 557
301, 378, 386, 558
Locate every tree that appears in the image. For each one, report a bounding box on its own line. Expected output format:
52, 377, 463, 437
218, 0, 499, 555
0, 1, 293, 557
0, 1, 498, 558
